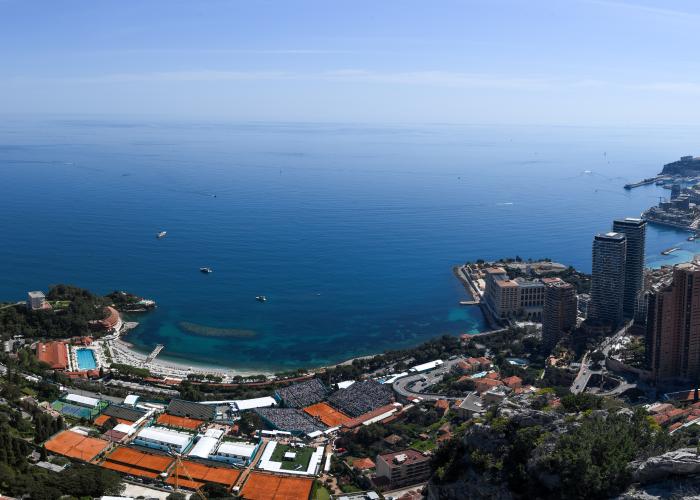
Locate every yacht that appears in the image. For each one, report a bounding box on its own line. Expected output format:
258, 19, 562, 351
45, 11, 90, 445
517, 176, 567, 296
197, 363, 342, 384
200, 267, 213, 273
256, 295, 267, 303
156, 231, 167, 239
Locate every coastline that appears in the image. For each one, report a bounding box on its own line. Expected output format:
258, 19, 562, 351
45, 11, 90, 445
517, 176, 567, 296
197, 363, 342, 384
103, 331, 274, 381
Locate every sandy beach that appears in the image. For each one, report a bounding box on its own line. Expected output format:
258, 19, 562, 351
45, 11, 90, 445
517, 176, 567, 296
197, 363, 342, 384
101, 328, 273, 382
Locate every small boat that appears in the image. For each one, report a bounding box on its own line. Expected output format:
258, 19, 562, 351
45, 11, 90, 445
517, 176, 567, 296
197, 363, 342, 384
256, 295, 267, 303
689, 235, 697, 241
156, 231, 167, 239
661, 247, 679, 256
200, 267, 213, 273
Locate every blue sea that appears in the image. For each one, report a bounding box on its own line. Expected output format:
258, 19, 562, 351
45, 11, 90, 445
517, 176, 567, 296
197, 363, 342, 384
1, 118, 699, 371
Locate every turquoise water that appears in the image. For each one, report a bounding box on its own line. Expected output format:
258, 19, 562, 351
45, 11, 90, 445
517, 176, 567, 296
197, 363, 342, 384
1, 119, 700, 371
76, 349, 97, 370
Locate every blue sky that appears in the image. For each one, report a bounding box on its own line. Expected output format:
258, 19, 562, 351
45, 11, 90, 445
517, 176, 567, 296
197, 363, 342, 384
2, 0, 700, 124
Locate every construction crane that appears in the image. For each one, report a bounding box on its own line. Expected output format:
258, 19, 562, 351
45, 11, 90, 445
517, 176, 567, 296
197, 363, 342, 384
169, 452, 208, 500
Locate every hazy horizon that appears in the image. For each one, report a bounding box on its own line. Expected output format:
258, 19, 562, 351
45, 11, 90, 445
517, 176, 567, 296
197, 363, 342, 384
3, 0, 700, 126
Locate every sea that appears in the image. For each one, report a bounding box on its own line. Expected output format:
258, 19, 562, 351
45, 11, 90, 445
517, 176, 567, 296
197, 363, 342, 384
1, 118, 699, 372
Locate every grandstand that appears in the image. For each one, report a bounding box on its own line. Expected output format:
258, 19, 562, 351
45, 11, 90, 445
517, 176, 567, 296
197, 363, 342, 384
303, 402, 351, 427
255, 408, 326, 435
166, 460, 240, 491
101, 446, 174, 479
275, 379, 329, 408
44, 430, 110, 462
327, 379, 394, 417
240, 472, 314, 500
166, 399, 215, 421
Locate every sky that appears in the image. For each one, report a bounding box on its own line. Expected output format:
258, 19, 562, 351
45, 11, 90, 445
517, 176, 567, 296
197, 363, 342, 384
2, 0, 700, 125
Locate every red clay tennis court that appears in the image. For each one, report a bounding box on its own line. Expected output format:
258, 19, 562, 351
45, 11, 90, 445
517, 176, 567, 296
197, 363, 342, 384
44, 430, 109, 462
101, 446, 173, 479
157, 413, 204, 430
240, 472, 313, 500
303, 402, 351, 427
166, 460, 240, 490
94, 414, 134, 427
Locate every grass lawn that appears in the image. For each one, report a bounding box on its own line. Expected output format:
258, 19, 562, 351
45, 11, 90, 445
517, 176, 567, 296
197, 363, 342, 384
410, 439, 437, 452
270, 443, 315, 471
312, 481, 331, 500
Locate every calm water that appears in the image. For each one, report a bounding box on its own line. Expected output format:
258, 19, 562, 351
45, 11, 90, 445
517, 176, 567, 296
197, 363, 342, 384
76, 348, 97, 370
1, 118, 699, 371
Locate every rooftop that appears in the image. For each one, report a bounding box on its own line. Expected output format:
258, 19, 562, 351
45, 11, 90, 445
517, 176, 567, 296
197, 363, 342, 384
378, 449, 429, 467
166, 399, 215, 421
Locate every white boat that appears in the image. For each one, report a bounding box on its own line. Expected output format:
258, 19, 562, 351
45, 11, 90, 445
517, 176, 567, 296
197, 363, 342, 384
200, 267, 213, 273
157, 231, 167, 239
256, 295, 267, 303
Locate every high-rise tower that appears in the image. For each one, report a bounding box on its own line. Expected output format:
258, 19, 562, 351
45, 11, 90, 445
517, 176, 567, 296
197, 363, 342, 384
612, 218, 646, 319
590, 232, 626, 328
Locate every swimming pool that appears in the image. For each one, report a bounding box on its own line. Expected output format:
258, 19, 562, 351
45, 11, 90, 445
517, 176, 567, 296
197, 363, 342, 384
76, 348, 97, 370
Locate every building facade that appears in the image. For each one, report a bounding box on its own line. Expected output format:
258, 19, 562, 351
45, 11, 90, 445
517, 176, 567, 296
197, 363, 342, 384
590, 232, 627, 328
612, 218, 647, 319
483, 268, 519, 321
646, 258, 700, 382
375, 449, 431, 488
542, 278, 577, 351
27, 291, 47, 310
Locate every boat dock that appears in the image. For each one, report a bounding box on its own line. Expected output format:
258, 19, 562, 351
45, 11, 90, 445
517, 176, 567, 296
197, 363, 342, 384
145, 344, 165, 363
624, 176, 659, 189
661, 247, 680, 256
453, 265, 482, 305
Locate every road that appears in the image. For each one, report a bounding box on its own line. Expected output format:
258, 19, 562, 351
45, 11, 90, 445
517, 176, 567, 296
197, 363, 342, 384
570, 323, 632, 395
392, 357, 466, 401
233, 437, 269, 490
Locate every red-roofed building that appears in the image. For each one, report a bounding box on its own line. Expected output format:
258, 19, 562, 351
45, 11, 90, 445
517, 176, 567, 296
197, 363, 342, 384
474, 378, 504, 394
434, 400, 450, 415
485, 372, 500, 380
502, 376, 523, 390
89, 307, 122, 333
353, 457, 376, 471
36, 341, 68, 370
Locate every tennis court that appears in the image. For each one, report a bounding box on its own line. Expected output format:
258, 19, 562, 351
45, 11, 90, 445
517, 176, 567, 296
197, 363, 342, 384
303, 402, 351, 427
157, 413, 204, 430
240, 472, 313, 500
101, 446, 174, 479
44, 430, 109, 462
166, 460, 240, 490
94, 414, 134, 427
52, 399, 106, 420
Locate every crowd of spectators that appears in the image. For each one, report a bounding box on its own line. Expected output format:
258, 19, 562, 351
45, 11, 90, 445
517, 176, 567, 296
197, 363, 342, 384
275, 378, 329, 408
255, 408, 327, 434
327, 379, 394, 417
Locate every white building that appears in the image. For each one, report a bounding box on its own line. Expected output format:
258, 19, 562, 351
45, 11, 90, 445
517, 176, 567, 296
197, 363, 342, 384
133, 426, 193, 453
65, 393, 100, 409
409, 360, 443, 373
27, 291, 47, 310
212, 440, 259, 466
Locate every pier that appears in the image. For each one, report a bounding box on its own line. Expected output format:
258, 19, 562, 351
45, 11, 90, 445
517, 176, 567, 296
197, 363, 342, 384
453, 265, 482, 304
624, 176, 659, 189
145, 344, 165, 363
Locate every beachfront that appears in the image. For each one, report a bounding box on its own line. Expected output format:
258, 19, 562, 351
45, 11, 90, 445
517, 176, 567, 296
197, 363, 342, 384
101, 326, 272, 382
